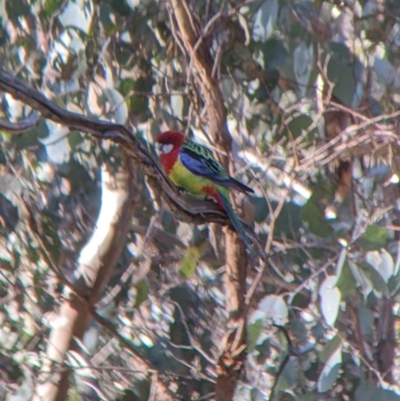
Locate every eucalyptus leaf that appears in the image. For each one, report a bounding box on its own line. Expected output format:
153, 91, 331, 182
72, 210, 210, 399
104, 88, 129, 124
134, 280, 149, 308
347, 260, 373, 297
293, 42, 314, 97
365, 249, 394, 282
179, 247, 200, 279
318, 342, 342, 392
58, 0, 94, 33
257, 294, 288, 325
319, 276, 341, 327
253, 0, 279, 41
355, 380, 400, 401
360, 225, 388, 249
301, 198, 333, 238
247, 319, 264, 352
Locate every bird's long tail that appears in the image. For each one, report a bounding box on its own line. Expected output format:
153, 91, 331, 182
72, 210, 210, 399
215, 191, 256, 258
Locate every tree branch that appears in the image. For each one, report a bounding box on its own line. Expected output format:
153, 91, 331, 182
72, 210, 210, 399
0, 110, 40, 133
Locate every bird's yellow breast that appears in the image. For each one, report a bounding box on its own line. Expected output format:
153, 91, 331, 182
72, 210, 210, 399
169, 158, 214, 196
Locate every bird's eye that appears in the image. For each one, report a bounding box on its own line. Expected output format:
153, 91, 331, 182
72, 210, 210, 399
161, 144, 174, 154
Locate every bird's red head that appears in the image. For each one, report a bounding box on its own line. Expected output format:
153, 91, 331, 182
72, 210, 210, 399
156, 131, 185, 173
157, 131, 185, 147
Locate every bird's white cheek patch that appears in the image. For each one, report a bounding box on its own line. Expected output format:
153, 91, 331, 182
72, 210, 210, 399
162, 144, 173, 154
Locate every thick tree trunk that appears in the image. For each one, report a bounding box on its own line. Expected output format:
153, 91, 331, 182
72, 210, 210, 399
33, 155, 137, 401
170, 1, 250, 399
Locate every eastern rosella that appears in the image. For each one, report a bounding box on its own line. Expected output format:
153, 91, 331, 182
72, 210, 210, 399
156, 131, 254, 255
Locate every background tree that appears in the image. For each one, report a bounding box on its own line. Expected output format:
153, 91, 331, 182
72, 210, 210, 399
1, 1, 400, 400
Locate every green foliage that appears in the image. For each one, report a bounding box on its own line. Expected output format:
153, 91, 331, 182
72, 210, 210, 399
250, 196, 269, 223
360, 225, 389, 249
68, 130, 85, 151
247, 319, 264, 352
179, 246, 200, 279
319, 335, 342, 364
134, 280, 149, 308
326, 43, 359, 106
302, 198, 333, 238
281, 114, 316, 141
355, 380, 400, 401
9, 119, 49, 150
5, 0, 30, 20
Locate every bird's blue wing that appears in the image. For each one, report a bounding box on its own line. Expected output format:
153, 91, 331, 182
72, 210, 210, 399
180, 141, 231, 184
180, 140, 254, 193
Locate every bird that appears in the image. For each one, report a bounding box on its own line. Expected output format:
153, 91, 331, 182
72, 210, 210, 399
156, 130, 255, 256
